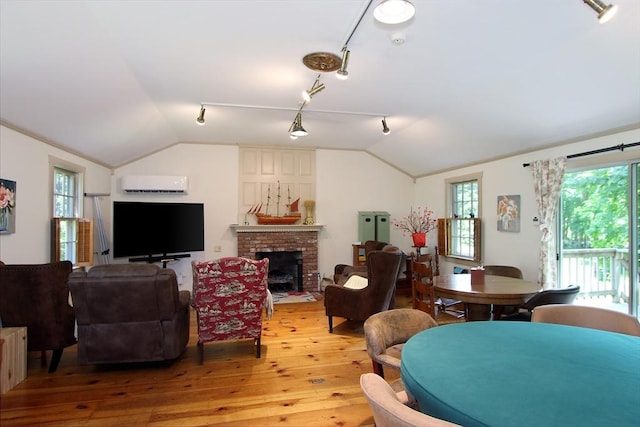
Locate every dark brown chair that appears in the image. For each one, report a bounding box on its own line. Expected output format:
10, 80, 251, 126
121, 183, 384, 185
68, 264, 190, 365
0, 261, 76, 373
325, 246, 403, 333
483, 265, 523, 319
501, 285, 581, 321
333, 240, 388, 285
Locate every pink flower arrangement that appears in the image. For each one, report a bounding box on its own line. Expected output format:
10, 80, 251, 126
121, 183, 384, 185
392, 206, 437, 235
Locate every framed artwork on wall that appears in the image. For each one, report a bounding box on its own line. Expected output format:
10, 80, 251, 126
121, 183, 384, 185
0, 178, 17, 234
497, 194, 520, 233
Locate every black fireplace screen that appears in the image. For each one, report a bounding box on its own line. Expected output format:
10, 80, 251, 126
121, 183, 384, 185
256, 251, 303, 292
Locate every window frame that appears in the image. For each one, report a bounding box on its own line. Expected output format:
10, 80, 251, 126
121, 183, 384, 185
50, 159, 91, 266
441, 172, 483, 262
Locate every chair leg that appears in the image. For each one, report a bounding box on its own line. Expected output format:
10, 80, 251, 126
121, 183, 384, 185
41, 350, 48, 368
328, 316, 333, 333
372, 361, 385, 379
197, 341, 204, 365
256, 337, 261, 358
49, 349, 63, 373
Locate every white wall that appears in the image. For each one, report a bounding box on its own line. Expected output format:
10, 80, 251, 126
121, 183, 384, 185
2, 123, 638, 291
316, 150, 415, 280
415, 127, 640, 282
0, 126, 112, 263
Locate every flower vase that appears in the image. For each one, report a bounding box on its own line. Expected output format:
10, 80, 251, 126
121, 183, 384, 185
411, 232, 426, 247
0, 208, 8, 231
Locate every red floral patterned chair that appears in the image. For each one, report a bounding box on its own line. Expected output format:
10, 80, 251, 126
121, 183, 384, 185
191, 257, 270, 364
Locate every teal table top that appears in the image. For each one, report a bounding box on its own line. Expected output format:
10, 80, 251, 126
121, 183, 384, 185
401, 321, 640, 427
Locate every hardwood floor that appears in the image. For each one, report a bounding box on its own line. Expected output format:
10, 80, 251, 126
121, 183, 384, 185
0, 294, 462, 426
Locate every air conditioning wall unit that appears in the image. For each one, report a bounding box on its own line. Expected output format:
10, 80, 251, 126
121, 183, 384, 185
121, 175, 188, 193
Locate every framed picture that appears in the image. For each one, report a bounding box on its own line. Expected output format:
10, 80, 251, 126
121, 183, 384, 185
497, 194, 520, 233
0, 179, 17, 234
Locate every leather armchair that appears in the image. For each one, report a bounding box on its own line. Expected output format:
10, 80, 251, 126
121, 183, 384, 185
333, 240, 388, 285
0, 261, 76, 373
325, 246, 403, 333
68, 264, 190, 365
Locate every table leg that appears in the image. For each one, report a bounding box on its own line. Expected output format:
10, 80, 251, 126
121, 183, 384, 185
465, 303, 492, 321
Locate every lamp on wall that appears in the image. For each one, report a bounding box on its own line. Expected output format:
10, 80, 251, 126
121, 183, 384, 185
582, 0, 618, 23
302, 77, 325, 103
196, 105, 206, 125
373, 0, 415, 24
381, 117, 390, 135
290, 112, 308, 137
336, 48, 351, 80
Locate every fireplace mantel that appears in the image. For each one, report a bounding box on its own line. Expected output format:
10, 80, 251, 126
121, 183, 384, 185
230, 224, 324, 233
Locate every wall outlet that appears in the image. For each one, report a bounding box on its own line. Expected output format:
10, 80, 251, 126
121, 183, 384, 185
214, 245, 222, 252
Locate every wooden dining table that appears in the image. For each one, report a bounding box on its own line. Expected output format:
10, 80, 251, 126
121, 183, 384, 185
434, 273, 541, 320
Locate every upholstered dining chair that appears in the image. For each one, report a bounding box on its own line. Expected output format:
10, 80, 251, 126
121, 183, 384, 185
532, 304, 640, 336
501, 285, 581, 321
0, 261, 76, 373
483, 265, 523, 319
364, 309, 438, 378
360, 373, 460, 427
324, 247, 403, 333
191, 257, 270, 363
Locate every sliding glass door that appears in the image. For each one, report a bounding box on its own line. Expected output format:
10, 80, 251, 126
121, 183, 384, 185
559, 161, 638, 316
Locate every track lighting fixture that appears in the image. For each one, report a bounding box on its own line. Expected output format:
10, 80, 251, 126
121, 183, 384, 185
336, 48, 350, 80
382, 117, 390, 135
302, 77, 325, 103
196, 105, 206, 125
582, 0, 618, 23
290, 112, 308, 137
374, 0, 416, 24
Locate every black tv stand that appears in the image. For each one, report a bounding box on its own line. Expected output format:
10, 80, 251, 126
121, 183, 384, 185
129, 253, 191, 268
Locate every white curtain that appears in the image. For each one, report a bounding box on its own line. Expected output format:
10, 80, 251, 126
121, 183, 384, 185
531, 157, 567, 289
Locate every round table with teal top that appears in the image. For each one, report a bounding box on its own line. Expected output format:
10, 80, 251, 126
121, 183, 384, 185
401, 321, 640, 427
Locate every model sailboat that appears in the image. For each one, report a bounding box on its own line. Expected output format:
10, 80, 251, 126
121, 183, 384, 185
248, 182, 301, 225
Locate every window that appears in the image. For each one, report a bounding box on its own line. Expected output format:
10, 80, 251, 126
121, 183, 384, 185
439, 173, 482, 262
51, 165, 92, 266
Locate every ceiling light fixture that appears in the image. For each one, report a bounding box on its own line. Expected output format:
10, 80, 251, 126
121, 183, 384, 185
382, 117, 390, 135
582, 0, 618, 23
196, 105, 206, 125
336, 48, 351, 80
302, 76, 325, 103
373, 0, 415, 24
290, 112, 308, 137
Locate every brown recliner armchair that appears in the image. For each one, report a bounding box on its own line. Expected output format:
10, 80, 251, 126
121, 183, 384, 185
325, 246, 404, 333
68, 263, 190, 365
0, 261, 76, 373
333, 240, 388, 285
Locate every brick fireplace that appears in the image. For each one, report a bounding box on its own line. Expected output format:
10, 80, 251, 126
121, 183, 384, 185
234, 225, 323, 292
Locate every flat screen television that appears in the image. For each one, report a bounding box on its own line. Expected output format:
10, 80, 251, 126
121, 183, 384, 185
113, 201, 205, 261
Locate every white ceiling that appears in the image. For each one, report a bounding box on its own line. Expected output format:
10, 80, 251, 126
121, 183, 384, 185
1, 0, 639, 177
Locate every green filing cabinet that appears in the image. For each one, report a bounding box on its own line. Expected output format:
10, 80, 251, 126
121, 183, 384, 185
358, 211, 390, 242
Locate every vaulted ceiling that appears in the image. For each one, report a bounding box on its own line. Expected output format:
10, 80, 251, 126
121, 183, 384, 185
1, 0, 639, 177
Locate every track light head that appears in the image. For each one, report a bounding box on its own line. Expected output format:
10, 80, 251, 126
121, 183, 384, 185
302, 80, 325, 103
374, 0, 416, 24
196, 106, 206, 125
382, 117, 390, 135
290, 112, 308, 137
583, 0, 618, 23
336, 48, 350, 80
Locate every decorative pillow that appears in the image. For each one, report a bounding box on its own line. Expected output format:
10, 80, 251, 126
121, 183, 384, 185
343, 274, 368, 290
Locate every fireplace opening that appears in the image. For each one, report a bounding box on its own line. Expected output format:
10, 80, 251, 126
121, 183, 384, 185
256, 251, 303, 292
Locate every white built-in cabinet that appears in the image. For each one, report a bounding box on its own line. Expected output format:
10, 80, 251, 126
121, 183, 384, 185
239, 147, 315, 225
